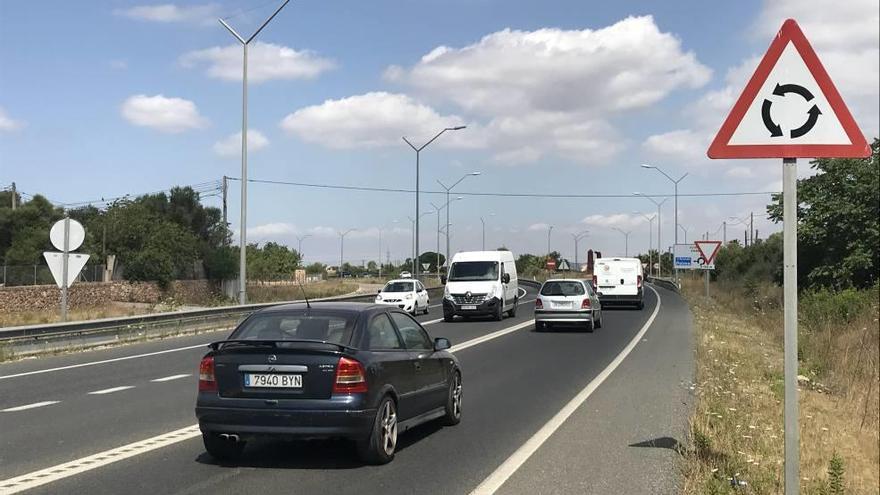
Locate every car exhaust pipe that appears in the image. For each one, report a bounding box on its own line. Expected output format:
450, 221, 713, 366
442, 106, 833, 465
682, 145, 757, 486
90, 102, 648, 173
219, 433, 240, 442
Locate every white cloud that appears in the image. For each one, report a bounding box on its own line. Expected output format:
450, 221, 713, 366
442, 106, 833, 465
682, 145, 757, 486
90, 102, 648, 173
0, 107, 23, 131
180, 42, 335, 83
582, 213, 644, 229
249, 222, 297, 239
527, 223, 550, 232
121, 94, 207, 133
641, 129, 709, 161
213, 130, 269, 156
280, 92, 477, 149
110, 59, 128, 70
386, 16, 711, 117
725, 166, 757, 179
114, 4, 218, 24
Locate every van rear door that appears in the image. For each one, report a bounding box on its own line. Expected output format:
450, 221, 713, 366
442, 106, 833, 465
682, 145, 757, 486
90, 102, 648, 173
595, 260, 639, 296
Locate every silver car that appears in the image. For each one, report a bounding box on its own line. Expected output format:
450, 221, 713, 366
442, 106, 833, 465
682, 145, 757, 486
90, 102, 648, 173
534, 279, 603, 332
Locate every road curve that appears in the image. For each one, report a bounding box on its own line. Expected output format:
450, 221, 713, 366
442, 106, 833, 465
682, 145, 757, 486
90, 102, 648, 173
0, 283, 693, 495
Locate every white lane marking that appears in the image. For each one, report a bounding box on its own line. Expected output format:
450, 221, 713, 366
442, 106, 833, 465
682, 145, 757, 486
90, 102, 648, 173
87, 386, 135, 395
1, 401, 60, 413
0, 424, 202, 495
150, 374, 191, 383
450, 320, 533, 353
469, 286, 662, 495
0, 314, 539, 492
421, 318, 444, 326
0, 343, 212, 381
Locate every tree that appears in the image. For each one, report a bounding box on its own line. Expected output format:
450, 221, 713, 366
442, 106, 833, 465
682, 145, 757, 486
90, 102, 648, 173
768, 138, 879, 289
418, 251, 445, 273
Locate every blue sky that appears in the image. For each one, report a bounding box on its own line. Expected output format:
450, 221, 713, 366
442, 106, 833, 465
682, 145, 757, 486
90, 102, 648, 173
1, 0, 877, 265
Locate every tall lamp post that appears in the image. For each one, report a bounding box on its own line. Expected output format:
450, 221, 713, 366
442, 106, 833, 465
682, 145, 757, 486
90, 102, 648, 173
296, 234, 311, 260
571, 231, 589, 271
634, 193, 668, 277
402, 126, 466, 281
338, 229, 355, 276
480, 212, 495, 251
641, 164, 687, 282
437, 172, 480, 264
547, 225, 554, 255
219, 0, 290, 305
612, 227, 632, 256
678, 224, 690, 244
634, 212, 656, 277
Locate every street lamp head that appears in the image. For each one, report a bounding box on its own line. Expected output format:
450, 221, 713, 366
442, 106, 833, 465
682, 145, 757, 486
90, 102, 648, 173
632, 192, 642, 196
455, 196, 464, 200
640, 164, 654, 169
448, 125, 467, 131
470, 171, 481, 176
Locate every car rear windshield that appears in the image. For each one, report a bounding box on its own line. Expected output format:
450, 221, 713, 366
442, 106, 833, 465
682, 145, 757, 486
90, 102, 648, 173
383, 282, 414, 292
448, 261, 499, 281
540, 281, 586, 296
230, 312, 356, 345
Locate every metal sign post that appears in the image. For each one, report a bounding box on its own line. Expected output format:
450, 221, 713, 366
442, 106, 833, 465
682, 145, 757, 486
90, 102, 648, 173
706, 19, 870, 494
61, 218, 70, 322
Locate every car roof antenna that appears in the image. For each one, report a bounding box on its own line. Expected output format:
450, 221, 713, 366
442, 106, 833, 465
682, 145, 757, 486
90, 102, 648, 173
297, 281, 311, 309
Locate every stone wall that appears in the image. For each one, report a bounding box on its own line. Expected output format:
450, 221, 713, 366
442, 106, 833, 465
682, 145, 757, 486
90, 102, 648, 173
0, 280, 217, 314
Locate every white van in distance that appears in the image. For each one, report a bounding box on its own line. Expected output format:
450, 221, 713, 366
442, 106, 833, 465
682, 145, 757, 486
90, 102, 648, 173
441, 251, 519, 322
592, 257, 644, 309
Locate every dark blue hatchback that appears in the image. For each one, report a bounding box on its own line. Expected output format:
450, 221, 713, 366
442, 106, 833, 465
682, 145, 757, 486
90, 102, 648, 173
195, 302, 461, 465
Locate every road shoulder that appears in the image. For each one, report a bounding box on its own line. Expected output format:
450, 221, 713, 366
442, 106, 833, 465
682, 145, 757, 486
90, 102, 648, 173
497, 285, 695, 495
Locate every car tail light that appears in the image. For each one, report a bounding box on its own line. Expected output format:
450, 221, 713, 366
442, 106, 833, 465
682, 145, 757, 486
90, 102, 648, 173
333, 357, 368, 394
637, 275, 643, 288
198, 356, 217, 392
535, 298, 543, 309
581, 298, 591, 309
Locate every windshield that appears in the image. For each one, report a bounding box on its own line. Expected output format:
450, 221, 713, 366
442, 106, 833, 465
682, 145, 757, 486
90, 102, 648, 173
230, 312, 355, 345
383, 282, 414, 292
448, 261, 499, 282
541, 281, 586, 296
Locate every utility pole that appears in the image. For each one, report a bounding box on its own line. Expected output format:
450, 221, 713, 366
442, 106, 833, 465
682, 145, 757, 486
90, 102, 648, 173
402, 126, 467, 280
338, 229, 354, 275
218, 0, 290, 305
221, 176, 228, 243
10, 182, 16, 210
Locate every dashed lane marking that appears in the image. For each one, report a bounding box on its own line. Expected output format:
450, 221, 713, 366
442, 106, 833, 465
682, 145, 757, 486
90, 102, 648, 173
150, 374, 191, 383
87, 386, 134, 395
1, 401, 60, 413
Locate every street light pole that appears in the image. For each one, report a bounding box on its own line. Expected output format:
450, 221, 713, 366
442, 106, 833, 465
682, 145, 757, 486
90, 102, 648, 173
437, 172, 480, 265
678, 224, 690, 244
547, 225, 554, 255
296, 234, 311, 260
635, 193, 668, 277
613, 228, 632, 257
571, 231, 589, 271
634, 212, 656, 277
480, 212, 495, 251
402, 126, 466, 281
641, 164, 687, 282
219, 0, 290, 305
338, 229, 354, 275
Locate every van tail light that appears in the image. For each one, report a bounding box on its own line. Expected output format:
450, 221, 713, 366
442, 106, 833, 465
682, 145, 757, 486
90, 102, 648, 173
535, 298, 543, 309
333, 357, 368, 394
581, 298, 591, 309
637, 275, 643, 288
592, 275, 598, 287
198, 356, 217, 392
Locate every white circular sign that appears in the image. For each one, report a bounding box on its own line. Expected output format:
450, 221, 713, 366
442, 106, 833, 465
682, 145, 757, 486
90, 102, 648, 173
50, 218, 86, 251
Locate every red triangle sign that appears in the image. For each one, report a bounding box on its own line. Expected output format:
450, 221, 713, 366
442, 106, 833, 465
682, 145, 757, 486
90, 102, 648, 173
707, 19, 870, 159
694, 241, 722, 265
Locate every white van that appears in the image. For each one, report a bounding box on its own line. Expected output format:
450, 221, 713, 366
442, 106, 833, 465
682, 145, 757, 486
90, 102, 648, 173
441, 251, 519, 321
592, 257, 644, 309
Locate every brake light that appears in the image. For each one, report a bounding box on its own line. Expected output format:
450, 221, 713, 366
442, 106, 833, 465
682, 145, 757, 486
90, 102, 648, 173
637, 275, 643, 288
592, 275, 598, 287
333, 357, 368, 394
198, 356, 217, 392
535, 298, 543, 309
581, 298, 591, 309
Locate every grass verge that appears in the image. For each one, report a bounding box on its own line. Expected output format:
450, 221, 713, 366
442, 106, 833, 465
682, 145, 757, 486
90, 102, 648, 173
680, 277, 879, 494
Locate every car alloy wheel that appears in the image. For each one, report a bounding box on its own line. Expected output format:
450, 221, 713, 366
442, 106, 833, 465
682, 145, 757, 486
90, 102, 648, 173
380, 399, 398, 456
451, 374, 462, 419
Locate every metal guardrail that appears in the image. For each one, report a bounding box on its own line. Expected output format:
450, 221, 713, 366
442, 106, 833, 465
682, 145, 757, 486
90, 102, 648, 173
647, 276, 679, 292
0, 288, 445, 359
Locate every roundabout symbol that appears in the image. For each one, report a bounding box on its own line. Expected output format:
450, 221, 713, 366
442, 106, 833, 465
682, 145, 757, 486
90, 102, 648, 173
762, 83, 822, 138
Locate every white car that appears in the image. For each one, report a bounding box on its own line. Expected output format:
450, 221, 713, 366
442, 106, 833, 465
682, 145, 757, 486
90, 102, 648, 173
399, 271, 412, 278
375, 279, 429, 315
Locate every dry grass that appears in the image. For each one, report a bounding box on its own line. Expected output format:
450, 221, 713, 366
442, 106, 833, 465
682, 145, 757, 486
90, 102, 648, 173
246, 280, 358, 303
681, 276, 879, 494
0, 303, 171, 328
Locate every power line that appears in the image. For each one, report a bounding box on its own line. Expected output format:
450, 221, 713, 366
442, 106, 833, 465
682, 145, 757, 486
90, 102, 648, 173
226, 176, 780, 199
11, 181, 222, 209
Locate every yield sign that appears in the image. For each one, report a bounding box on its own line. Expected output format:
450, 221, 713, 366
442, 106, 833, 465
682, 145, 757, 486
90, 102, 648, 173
694, 241, 722, 266
43, 252, 90, 289
707, 19, 870, 159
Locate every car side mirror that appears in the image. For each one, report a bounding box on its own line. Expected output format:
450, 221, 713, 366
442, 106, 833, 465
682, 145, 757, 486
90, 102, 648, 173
377, 289, 382, 294
440, 274, 447, 284
434, 337, 451, 351
502, 273, 510, 284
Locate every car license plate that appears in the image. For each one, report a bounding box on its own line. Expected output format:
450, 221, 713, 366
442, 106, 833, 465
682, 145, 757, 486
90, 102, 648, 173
461, 305, 477, 310
552, 301, 572, 309
244, 373, 302, 388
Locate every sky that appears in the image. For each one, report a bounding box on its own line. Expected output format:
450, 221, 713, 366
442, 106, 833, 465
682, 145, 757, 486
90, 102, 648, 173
1, 0, 878, 266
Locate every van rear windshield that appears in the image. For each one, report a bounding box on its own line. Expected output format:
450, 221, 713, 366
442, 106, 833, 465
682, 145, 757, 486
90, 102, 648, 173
540, 281, 585, 296
448, 261, 499, 282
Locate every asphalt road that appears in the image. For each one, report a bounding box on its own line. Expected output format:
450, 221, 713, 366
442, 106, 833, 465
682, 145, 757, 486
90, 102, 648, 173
0, 283, 692, 494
